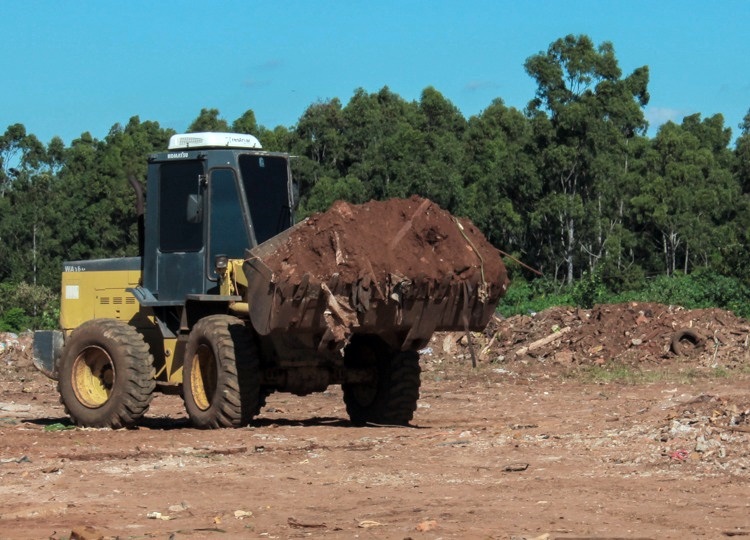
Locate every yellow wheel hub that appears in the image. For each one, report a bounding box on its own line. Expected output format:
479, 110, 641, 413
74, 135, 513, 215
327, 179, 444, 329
71, 346, 115, 408
190, 344, 217, 411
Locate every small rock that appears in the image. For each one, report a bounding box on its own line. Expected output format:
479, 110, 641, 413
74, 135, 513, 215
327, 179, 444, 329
70, 525, 103, 540
554, 350, 574, 364
415, 519, 437, 532
669, 420, 694, 438
695, 436, 709, 453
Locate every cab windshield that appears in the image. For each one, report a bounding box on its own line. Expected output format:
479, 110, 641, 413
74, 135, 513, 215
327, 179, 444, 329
238, 154, 292, 245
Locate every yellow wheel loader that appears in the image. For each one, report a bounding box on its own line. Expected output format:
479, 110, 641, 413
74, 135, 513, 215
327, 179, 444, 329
32, 132, 506, 429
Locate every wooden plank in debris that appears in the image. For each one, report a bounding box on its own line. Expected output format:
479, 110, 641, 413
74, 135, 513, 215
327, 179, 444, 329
514, 327, 571, 357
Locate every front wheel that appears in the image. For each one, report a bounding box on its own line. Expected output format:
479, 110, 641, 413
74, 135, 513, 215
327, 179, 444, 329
182, 315, 261, 428
342, 337, 421, 426
57, 319, 155, 428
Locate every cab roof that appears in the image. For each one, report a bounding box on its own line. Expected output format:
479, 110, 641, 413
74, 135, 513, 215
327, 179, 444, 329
167, 132, 262, 150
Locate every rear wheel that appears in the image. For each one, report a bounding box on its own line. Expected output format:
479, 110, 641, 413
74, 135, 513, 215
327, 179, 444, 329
183, 315, 261, 428
342, 336, 421, 426
58, 319, 155, 428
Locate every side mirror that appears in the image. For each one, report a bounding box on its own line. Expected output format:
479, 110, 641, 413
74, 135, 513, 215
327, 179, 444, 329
186, 193, 203, 223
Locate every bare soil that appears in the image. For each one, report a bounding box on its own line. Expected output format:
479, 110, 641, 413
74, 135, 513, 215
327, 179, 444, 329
2, 303, 750, 540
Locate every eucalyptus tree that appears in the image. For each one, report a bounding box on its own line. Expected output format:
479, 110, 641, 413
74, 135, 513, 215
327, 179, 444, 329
341, 87, 421, 201
0, 123, 46, 197
289, 97, 347, 209
187, 108, 230, 132
231, 109, 260, 135
524, 35, 649, 284
736, 109, 750, 193
0, 126, 64, 286
460, 99, 540, 255
729, 110, 750, 282
385, 87, 466, 212
632, 115, 738, 275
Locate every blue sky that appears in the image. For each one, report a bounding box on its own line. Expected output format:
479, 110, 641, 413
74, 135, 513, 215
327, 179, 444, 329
2, 1, 749, 146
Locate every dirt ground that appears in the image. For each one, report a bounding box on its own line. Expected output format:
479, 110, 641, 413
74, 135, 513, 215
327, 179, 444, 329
1, 303, 750, 540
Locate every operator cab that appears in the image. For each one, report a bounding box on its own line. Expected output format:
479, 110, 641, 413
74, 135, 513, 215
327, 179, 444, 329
138, 132, 294, 305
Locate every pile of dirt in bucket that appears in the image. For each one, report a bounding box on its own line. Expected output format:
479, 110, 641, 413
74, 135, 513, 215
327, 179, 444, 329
244, 197, 509, 343
261, 196, 508, 296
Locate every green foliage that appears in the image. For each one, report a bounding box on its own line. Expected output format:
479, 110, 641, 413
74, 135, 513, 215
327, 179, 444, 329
500, 270, 750, 319
298, 175, 368, 217
571, 269, 606, 309
498, 278, 573, 317
631, 116, 740, 278
0, 307, 29, 332
632, 271, 750, 317
0, 282, 59, 331
188, 108, 229, 132
231, 109, 259, 135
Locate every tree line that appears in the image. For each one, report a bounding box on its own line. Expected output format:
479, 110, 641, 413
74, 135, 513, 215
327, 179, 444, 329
2, 34, 750, 330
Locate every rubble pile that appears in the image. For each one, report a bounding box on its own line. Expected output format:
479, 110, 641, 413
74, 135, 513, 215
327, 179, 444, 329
0, 332, 34, 379
439, 302, 750, 369
658, 393, 750, 471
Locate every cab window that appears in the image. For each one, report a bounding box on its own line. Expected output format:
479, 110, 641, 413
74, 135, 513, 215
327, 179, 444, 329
239, 155, 291, 245
159, 161, 204, 252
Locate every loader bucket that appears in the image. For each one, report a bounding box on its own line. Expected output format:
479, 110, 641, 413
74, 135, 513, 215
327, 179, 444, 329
243, 229, 503, 352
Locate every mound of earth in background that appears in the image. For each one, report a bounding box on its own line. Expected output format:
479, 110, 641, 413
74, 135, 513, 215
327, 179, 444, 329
260, 196, 508, 295
437, 302, 750, 371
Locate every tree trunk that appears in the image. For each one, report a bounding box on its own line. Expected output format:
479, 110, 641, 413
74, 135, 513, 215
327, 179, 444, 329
566, 217, 575, 285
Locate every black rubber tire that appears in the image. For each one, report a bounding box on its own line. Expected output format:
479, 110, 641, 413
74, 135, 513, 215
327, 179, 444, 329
342, 336, 421, 426
182, 315, 261, 429
57, 319, 155, 429
671, 328, 705, 356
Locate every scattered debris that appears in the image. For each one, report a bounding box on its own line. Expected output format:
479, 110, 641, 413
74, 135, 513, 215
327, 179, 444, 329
146, 511, 172, 520
669, 449, 690, 461
432, 302, 750, 369
503, 463, 530, 472
288, 517, 327, 529
0, 455, 30, 464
